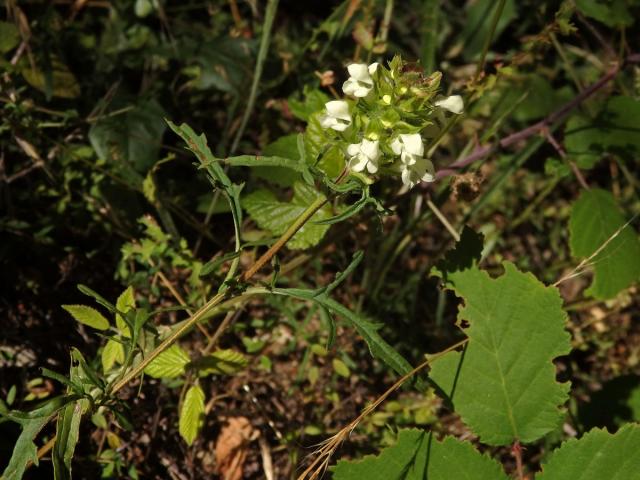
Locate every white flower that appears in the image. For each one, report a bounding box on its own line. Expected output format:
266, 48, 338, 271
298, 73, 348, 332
347, 139, 380, 174
319, 100, 351, 132
400, 157, 436, 188
435, 95, 464, 114
390, 133, 424, 166
342, 63, 379, 98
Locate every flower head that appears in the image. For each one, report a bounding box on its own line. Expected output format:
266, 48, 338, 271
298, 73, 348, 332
400, 157, 435, 188
347, 139, 380, 174
320, 100, 351, 132
390, 133, 424, 166
343, 63, 379, 98
435, 95, 464, 114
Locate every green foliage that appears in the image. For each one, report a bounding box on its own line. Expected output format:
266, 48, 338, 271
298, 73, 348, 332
457, 0, 517, 60
144, 344, 191, 379
179, 385, 205, 446
575, 0, 635, 27
430, 261, 571, 445
333, 429, 508, 480
193, 349, 248, 376
537, 424, 640, 479
101, 339, 125, 373
53, 399, 87, 480
569, 188, 640, 299
62, 305, 110, 331
243, 182, 333, 249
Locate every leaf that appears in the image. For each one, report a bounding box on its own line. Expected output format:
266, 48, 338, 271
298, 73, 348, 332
575, 0, 634, 27
101, 339, 125, 373
255, 134, 303, 186
304, 113, 346, 178
21, 57, 81, 99
193, 349, 248, 376
53, 399, 88, 480
287, 87, 330, 121
456, 0, 517, 61
89, 97, 166, 173
332, 359, 350, 378
569, 188, 640, 299
62, 305, 110, 331
1, 395, 79, 480
0, 21, 20, 54
537, 424, 640, 479
564, 96, 640, 169
115, 286, 135, 337
179, 385, 205, 446
429, 262, 571, 445
332, 429, 508, 480
144, 344, 190, 379
578, 375, 640, 431
243, 182, 332, 249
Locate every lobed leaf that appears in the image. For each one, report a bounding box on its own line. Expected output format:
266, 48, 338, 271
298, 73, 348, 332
430, 261, 571, 445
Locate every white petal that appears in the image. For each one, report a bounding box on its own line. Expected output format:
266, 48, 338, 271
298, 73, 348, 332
401, 152, 417, 166
349, 153, 368, 172
353, 85, 372, 97
342, 79, 358, 96
319, 115, 335, 129
347, 143, 361, 157
331, 122, 349, 132
435, 95, 464, 114
360, 139, 379, 161
347, 63, 370, 82
325, 100, 350, 121
366, 159, 378, 174
368, 62, 379, 75
400, 134, 424, 156
401, 167, 413, 187
390, 137, 403, 155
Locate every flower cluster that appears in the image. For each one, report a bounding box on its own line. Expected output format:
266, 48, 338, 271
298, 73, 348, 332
317, 56, 463, 189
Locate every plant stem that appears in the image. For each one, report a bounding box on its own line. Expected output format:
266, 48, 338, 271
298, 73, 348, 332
473, 0, 506, 84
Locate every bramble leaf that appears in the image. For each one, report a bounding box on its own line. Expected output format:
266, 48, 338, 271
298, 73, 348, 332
179, 385, 205, 446
62, 305, 110, 331
144, 344, 190, 379
569, 188, 640, 299
537, 424, 640, 479
101, 339, 125, 373
243, 182, 332, 249
115, 286, 135, 337
193, 349, 248, 376
430, 262, 571, 445
332, 429, 508, 479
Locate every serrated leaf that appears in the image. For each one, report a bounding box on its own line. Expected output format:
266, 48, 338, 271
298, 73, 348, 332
537, 424, 640, 479
564, 96, 640, 169
333, 429, 508, 479
101, 339, 125, 373
144, 344, 190, 379
430, 262, 571, 445
243, 182, 332, 249
179, 385, 205, 445
62, 305, 110, 331
115, 286, 135, 337
193, 349, 248, 376
569, 188, 640, 299
304, 113, 346, 178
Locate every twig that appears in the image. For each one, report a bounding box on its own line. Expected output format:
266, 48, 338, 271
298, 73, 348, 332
434, 60, 629, 180
512, 441, 525, 480
427, 198, 460, 241
542, 127, 589, 190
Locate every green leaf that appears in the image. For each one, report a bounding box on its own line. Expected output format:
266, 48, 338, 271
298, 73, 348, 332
0, 21, 20, 54
569, 188, 640, 299
21, 57, 81, 99
144, 344, 190, 379
179, 385, 205, 446
287, 87, 330, 121
53, 399, 88, 480
89, 97, 166, 172
332, 358, 350, 378
192, 349, 248, 376
429, 262, 571, 445
564, 96, 640, 169
115, 286, 135, 337
243, 182, 332, 249
304, 113, 346, 178
456, 0, 517, 61
537, 424, 640, 479
333, 429, 508, 479
101, 339, 125, 373
255, 134, 303, 187
62, 305, 110, 331
1, 395, 80, 480
575, 0, 634, 27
